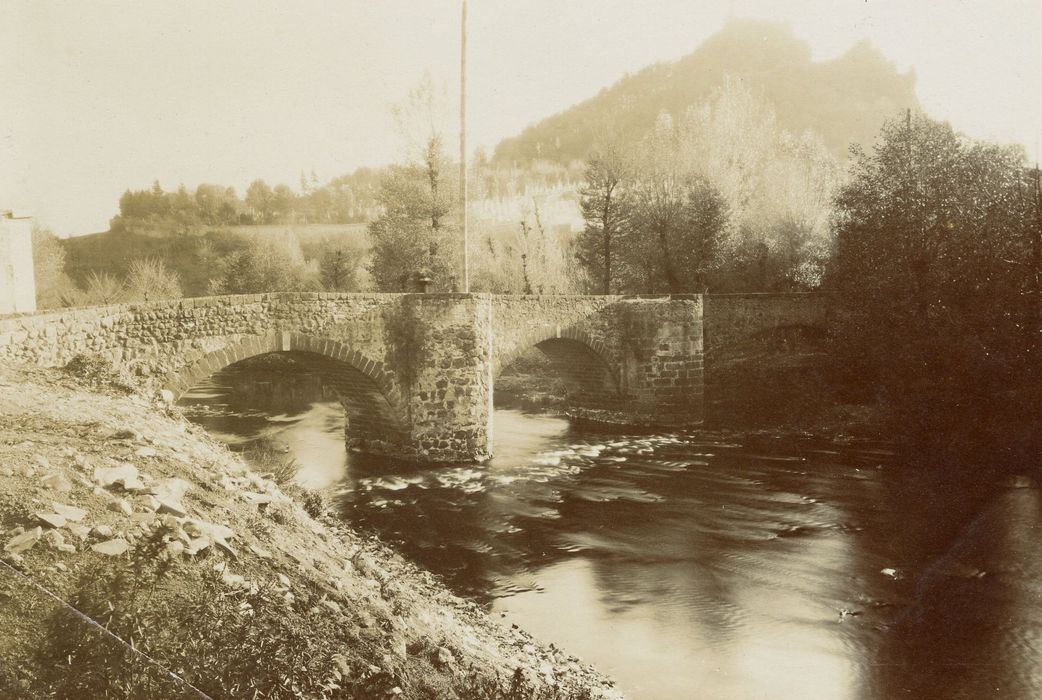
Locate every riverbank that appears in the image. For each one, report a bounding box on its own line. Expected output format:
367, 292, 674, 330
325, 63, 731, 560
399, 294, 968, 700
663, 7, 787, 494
0, 361, 621, 699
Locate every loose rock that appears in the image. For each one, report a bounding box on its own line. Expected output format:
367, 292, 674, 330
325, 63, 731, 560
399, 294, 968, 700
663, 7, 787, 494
249, 544, 272, 559
108, 499, 134, 516
157, 498, 188, 517
94, 463, 146, 491
92, 539, 130, 556
436, 647, 456, 668
5, 527, 42, 554
42, 529, 67, 550
35, 512, 67, 529
65, 523, 91, 540
52, 503, 89, 522
40, 473, 73, 492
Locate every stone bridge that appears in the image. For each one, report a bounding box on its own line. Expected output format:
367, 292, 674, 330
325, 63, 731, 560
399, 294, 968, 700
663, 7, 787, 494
0, 292, 837, 462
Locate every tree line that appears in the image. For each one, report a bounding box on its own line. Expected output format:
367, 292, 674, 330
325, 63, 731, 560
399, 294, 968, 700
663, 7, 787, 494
830, 112, 1042, 455
575, 80, 839, 295
33, 225, 362, 307
361, 81, 840, 297
110, 169, 383, 235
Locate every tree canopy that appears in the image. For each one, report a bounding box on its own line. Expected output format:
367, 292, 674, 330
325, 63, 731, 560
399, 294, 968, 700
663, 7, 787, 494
830, 111, 1038, 441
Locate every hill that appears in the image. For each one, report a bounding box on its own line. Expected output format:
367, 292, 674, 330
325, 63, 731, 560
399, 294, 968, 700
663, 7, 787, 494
493, 19, 919, 165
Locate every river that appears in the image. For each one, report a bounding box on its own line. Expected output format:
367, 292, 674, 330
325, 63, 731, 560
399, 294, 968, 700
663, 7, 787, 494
180, 363, 1042, 700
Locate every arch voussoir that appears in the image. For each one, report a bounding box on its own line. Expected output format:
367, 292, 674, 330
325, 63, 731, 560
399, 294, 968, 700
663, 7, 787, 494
161, 333, 407, 425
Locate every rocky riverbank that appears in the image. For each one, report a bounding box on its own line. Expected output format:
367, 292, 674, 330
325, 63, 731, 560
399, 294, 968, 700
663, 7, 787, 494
0, 360, 621, 699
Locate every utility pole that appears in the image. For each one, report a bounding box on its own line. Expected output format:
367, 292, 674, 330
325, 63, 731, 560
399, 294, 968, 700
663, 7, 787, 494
1032, 163, 1042, 360
460, 0, 469, 293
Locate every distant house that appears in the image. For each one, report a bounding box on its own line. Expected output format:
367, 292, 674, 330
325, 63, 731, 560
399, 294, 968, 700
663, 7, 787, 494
0, 211, 35, 315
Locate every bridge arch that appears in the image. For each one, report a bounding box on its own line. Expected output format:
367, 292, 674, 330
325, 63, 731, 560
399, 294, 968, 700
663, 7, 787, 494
165, 332, 410, 450
494, 327, 620, 406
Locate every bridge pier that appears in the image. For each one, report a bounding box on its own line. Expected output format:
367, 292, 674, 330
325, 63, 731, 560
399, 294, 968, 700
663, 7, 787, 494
614, 296, 704, 425
371, 294, 493, 463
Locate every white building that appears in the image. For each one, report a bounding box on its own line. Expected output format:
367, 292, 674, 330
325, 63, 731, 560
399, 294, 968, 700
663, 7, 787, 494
0, 211, 36, 315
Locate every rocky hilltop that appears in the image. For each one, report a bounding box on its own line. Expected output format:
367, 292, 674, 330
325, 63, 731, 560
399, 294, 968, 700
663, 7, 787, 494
494, 19, 918, 165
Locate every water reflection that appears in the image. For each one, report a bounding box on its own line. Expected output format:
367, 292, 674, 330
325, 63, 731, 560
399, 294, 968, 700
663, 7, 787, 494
181, 363, 1042, 700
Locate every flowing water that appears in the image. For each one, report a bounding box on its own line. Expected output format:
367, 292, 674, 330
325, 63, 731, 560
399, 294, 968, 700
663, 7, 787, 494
182, 364, 1042, 700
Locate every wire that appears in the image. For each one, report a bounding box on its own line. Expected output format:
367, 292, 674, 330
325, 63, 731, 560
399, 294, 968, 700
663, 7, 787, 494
0, 557, 214, 700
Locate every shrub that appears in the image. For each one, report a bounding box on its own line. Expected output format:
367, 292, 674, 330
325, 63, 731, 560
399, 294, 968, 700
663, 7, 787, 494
124, 257, 183, 303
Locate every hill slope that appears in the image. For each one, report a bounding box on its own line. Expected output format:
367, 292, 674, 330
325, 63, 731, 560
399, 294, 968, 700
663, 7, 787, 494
493, 19, 918, 165
0, 363, 620, 699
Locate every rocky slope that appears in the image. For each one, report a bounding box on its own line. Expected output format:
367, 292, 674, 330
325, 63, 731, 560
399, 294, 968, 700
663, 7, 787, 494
0, 361, 621, 699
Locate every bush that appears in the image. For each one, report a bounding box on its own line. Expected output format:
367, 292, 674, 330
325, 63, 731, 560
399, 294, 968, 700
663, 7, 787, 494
124, 257, 183, 303
240, 439, 298, 485
35, 533, 386, 699
61, 271, 127, 307
62, 354, 138, 394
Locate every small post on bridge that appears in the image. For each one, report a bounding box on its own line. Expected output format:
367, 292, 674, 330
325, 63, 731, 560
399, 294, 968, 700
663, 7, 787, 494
414, 270, 433, 294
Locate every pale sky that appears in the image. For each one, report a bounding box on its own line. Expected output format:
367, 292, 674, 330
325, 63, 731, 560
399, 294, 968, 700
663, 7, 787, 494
3, 0, 1040, 236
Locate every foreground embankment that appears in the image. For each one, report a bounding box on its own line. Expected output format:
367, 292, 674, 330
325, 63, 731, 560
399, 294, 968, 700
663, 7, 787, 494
0, 362, 621, 699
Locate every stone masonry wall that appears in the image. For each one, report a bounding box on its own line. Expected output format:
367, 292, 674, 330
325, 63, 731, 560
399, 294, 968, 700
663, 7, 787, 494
489, 295, 621, 375
0, 293, 402, 378
702, 293, 839, 361
613, 296, 704, 423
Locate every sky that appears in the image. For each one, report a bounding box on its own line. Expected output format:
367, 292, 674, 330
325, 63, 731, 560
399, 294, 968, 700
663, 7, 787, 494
3, 0, 1040, 236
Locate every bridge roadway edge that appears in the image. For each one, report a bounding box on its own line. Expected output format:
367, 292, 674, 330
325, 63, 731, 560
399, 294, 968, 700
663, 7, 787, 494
0, 292, 836, 464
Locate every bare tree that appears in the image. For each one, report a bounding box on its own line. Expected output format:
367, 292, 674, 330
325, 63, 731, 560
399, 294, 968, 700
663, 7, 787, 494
577, 147, 629, 294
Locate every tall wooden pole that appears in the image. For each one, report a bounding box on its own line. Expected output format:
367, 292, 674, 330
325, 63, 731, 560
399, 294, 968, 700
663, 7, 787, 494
460, 0, 469, 292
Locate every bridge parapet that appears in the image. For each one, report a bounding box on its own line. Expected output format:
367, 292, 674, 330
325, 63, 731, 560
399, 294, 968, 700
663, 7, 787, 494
0, 292, 403, 372
702, 293, 839, 358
